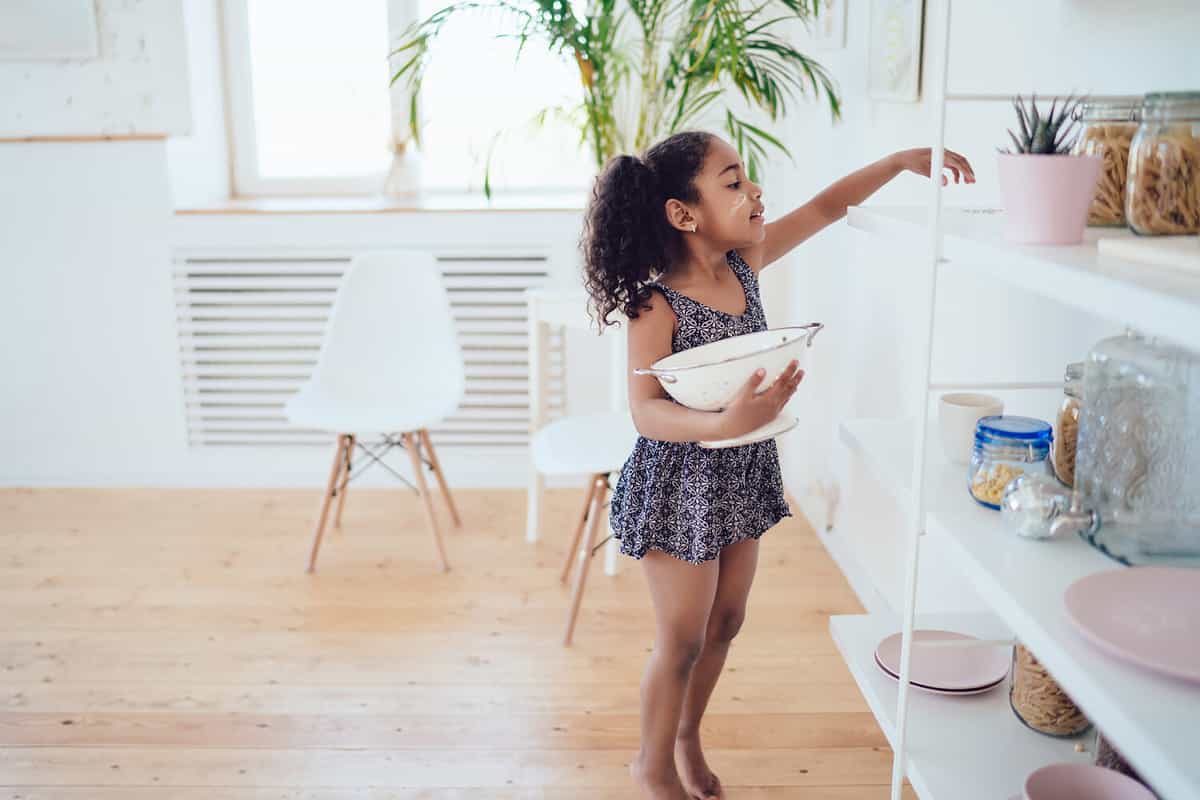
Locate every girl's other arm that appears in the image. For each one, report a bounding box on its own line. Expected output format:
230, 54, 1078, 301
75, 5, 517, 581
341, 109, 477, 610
626, 291, 803, 443
741, 148, 975, 272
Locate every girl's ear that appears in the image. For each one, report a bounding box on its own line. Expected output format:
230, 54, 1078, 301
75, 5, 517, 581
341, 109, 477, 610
664, 198, 697, 234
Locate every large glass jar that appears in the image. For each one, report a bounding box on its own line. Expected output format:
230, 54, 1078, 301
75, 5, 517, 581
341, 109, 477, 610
1010, 642, 1091, 738
1072, 100, 1140, 226
1071, 330, 1200, 564
1053, 362, 1084, 488
1126, 91, 1200, 235
968, 416, 1054, 510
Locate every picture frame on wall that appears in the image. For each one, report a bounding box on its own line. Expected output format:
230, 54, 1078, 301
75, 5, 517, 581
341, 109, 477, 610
811, 0, 847, 50
868, 0, 925, 102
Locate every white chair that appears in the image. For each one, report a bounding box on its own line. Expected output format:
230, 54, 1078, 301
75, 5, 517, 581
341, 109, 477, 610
286, 250, 464, 574
525, 288, 638, 645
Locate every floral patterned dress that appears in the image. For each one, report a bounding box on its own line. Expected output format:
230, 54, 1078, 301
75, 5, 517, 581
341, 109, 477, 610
608, 249, 792, 565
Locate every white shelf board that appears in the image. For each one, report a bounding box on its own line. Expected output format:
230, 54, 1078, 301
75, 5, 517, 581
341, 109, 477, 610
830, 613, 1089, 800
846, 206, 1200, 352
839, 416, 1200, 799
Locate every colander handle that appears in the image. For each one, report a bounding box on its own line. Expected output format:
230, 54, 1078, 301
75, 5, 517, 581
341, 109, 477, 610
633, 368, 678, 384
802, 322, 824, 347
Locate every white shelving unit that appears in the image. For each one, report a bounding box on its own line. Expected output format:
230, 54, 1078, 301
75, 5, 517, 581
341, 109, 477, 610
839, 420, 1200, 800
835, 4, 1200, 799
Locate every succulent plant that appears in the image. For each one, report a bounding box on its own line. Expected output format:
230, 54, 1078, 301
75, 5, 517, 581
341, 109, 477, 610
1003, 93, 1085, 155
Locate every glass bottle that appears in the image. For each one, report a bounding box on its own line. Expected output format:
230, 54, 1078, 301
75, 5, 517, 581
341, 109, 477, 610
1053, 330, 1200, 565
1072, 100, 1140, 226
1053, 362, 1084, 488
1126, 92, 1200, 235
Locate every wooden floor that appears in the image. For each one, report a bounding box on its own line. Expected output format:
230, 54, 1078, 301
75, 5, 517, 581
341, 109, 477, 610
0, 484, 912, 799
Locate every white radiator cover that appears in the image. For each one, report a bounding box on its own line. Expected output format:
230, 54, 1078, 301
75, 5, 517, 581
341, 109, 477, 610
172, 250, 566, 448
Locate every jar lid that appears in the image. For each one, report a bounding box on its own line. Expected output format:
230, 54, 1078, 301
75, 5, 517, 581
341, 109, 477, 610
1074, 99, 1140, 123
975, 415, 1053, 447
1141, 91, 1200, 118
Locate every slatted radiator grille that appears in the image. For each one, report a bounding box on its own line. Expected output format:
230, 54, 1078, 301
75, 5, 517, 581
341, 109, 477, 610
173, 253, 565, 447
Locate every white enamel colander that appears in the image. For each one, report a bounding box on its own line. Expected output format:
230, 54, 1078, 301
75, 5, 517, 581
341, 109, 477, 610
634, 323, 824, 412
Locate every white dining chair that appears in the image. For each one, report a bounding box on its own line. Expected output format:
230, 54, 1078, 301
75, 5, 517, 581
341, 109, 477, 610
531, 410, 639, 645
286, 250, 464, 574
525, 288, 638, 645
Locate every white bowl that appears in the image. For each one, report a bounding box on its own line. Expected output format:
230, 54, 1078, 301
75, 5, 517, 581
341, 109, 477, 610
634, 324, 824, 412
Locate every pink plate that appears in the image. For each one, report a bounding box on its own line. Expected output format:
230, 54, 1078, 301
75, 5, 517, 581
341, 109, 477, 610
1025, 763, 1156, 800
873, 654, 1006, 696
1064, 566, 1200, 684
875, 629, 1011, 691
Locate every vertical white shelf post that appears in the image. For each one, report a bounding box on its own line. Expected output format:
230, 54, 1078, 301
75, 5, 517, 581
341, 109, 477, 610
889, 1, 954, 798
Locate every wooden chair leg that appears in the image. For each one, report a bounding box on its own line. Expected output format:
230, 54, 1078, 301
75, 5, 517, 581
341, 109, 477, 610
560, 475, 601, 584
334, 434, 355, 529
564, 474, 607, 646
404, 431, 451, 572
307, 434, 349, 574
419, 428, 461, 528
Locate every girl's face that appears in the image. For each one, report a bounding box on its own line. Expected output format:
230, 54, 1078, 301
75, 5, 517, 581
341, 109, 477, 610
676, 138, 766, 247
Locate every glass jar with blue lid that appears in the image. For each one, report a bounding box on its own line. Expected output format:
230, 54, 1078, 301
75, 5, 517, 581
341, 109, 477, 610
968, 416, 1054, 509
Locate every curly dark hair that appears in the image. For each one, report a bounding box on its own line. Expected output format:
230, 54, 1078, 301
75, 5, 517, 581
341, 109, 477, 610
581, 130, 714, 329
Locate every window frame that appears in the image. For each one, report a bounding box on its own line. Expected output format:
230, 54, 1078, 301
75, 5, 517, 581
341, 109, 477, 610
220, 0, 416, 197
219, 0, 592, 200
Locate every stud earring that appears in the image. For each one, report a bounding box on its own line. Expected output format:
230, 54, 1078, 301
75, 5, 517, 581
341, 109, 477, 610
689, 223, 697, 232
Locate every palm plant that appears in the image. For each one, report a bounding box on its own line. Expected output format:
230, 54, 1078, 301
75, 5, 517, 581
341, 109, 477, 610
389, 0, 841, 196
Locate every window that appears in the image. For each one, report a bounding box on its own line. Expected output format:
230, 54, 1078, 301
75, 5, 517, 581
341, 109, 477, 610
222, 0, 593, 198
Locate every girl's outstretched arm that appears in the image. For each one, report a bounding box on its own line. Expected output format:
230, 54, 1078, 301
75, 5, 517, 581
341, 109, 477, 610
741, 148, 976, 272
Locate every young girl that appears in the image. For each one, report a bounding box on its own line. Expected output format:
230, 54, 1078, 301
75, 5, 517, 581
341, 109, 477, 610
581, 130, 974, 800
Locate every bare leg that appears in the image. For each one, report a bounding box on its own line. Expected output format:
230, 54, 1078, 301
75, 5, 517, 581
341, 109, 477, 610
676, 537, 760, 800
631, 551, 719, 800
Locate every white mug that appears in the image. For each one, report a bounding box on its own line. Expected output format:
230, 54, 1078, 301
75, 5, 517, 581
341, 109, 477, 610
938, 393, 1004, 464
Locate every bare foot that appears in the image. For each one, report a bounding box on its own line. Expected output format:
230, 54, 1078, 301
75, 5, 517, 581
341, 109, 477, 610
631, 750, 691, 800
675, 734, 722, 800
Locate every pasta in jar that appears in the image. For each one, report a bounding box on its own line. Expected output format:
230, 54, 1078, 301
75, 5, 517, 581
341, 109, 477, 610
1126, 92, 1200, 235
1072, 102, 1139, 227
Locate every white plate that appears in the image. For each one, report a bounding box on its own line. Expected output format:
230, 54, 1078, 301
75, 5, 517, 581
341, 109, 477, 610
698, 414, 798, 449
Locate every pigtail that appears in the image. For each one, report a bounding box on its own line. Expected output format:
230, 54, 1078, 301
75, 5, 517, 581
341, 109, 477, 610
581, 131, 713, 329
581, 155, 667, 328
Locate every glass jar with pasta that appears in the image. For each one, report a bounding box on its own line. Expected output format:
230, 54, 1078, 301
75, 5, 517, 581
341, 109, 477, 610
1126, 91, 1200, 235
1072, 100, 1140, 226
968, 416, 1053, 509
1053, 362, 1084, 488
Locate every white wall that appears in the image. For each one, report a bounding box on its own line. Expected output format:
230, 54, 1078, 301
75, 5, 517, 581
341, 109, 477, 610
0, 0, 192, 138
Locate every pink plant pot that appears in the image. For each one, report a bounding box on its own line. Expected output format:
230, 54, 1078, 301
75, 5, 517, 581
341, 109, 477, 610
997, 153, 1102, 245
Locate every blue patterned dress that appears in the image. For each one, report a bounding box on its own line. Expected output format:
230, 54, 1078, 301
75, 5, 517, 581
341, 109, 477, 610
608, 249, 792, 565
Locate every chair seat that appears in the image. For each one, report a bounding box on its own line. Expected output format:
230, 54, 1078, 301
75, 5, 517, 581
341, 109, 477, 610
285, 388, 458, 433
531, 411, 639, 476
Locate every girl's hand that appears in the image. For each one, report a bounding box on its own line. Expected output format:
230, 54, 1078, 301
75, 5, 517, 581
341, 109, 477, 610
892, 148, 976, 185
717, 361, 805, 440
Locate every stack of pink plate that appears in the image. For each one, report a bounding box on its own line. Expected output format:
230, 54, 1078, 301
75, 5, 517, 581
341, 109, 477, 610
874, 630, 1011, 695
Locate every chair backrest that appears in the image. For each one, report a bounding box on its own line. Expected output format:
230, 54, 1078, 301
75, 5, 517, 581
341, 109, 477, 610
307, 250, 464, 410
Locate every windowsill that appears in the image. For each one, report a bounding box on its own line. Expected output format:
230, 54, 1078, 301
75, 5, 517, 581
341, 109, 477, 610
174, 191, 588, 215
